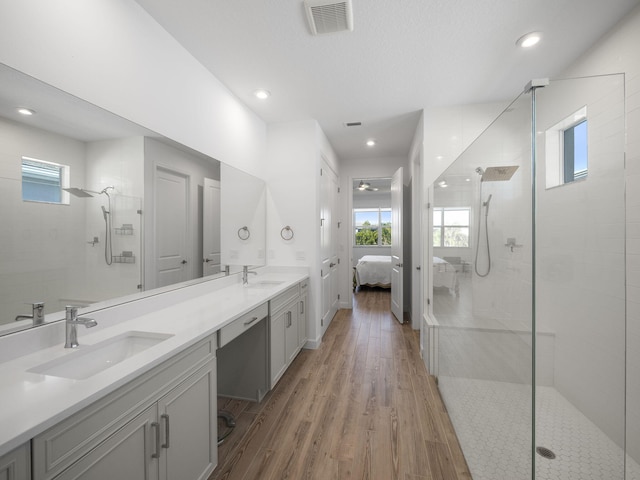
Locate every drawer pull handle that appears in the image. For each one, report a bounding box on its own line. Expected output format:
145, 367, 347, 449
161, 414, 170, 449
243, 316, 259, 326
152, 422, 160, 458
300, 301, 304, 314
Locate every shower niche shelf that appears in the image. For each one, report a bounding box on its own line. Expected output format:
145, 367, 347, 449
112, 254, 135, 264
115, 225, 134, 235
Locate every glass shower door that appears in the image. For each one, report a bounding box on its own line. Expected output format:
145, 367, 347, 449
534, 74, 628, 480
433, 91, 534, 480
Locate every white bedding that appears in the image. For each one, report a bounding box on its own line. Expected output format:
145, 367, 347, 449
355, 255, 392, 288
433, 257, 459, 295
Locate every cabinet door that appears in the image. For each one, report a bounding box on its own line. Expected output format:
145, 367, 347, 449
0, 443, 30, 480
270, 308, 287, 387
55, 405, 158, 480
285, 307, 299, 364
158, 363, 217, 480
298, 294, 308, 349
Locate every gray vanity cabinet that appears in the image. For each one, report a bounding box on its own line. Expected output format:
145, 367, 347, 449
32, 335, 217, 480
270, 282, 306, 388
0, 443, 30, 480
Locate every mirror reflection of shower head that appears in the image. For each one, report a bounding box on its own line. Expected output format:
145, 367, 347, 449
63, 186, 115, 198
63, 187, 95, 198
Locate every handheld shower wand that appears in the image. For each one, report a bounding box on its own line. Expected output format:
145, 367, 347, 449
483, 194, 493, 215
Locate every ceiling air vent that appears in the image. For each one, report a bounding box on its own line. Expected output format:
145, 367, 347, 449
304, 0, 354, 35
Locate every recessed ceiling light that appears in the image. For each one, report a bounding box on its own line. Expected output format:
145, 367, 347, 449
517, 31, 542, 48
17, 107, 35, 116
253, 89, 271, 100
366, 140, 376, 147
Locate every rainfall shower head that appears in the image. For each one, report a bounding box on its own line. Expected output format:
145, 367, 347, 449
63, 186, 115, 198
479, 166, 519, 182
475, 167, 485, 175
63, 187, 95, 198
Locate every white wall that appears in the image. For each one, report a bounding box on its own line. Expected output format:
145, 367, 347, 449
338, 156, 408, 309
0, 0, 266, 180
266, 120, 340, 347
548, 3, 640, 462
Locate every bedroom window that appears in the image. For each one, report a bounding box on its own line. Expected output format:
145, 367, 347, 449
354, 208, 391, 246
433, 207, 470, 247
21, 157, 70, 204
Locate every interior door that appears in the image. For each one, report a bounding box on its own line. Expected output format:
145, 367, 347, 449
391, 167, 404, 323
155, 167, 189, 288
320, 161, 339, 333
202, 178, 221, 277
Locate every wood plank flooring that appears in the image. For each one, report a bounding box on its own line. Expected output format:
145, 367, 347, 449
209, 287, 471, 480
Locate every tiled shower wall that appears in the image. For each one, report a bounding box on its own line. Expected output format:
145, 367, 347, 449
559, 4, 640, 464
0, 117, 88, 323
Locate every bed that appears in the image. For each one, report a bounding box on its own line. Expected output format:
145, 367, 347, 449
433, 256, 459, 295
355, 255, 392, 289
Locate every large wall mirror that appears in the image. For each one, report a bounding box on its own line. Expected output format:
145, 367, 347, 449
0, 64, 266, 336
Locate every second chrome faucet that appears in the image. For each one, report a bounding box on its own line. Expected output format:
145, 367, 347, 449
65, 306, 98, 348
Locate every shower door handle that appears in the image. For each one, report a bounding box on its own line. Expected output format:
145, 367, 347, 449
181, 260, 187, 265
396, 263, 403, 268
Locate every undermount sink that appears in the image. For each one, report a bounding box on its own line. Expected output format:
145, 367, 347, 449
28, 331, 174, 380
246, 280, 285, 289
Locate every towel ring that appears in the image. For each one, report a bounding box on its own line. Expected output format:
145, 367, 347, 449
237, 226, 250, 240
280, 226, 294, 241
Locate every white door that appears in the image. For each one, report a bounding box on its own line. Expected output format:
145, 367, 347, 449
155, 167, 190, 288
202, 178, 221, 277
320, 161, 339, 333
391, 167, 404, 323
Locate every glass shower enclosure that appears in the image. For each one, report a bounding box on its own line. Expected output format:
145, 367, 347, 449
430, 73, 631, 479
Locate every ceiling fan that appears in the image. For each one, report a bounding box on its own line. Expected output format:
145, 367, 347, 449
355, 180, 378, 192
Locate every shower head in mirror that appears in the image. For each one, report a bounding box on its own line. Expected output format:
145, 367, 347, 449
479, 166, 519, 182
64, 186, 115, 198
63, 187, 95, 198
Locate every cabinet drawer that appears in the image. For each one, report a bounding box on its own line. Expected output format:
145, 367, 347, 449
218, 303, 268, 348
32, 334, 216, 480
270, 285, 299, 314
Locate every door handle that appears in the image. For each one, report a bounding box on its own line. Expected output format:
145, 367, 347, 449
416, 266, 421, 270
181, 260, 187, 265
396, 263, 403, 267
329, 262, 336, 268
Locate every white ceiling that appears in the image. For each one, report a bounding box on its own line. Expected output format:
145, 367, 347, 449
135, 0, 639, 161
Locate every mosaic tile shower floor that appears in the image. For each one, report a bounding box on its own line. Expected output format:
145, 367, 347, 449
439, 377, 640, 480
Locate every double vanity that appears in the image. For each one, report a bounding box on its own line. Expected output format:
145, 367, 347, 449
0, 269, 309, 480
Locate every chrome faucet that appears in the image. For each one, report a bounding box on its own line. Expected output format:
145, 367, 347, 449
15, 302, 45, 326
242, 266, 257, 285
65, 306, 98, 348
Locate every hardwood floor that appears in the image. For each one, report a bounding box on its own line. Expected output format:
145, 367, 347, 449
209, 288, 471, 480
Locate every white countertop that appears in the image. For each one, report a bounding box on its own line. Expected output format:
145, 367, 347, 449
0, 271, 308, 457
